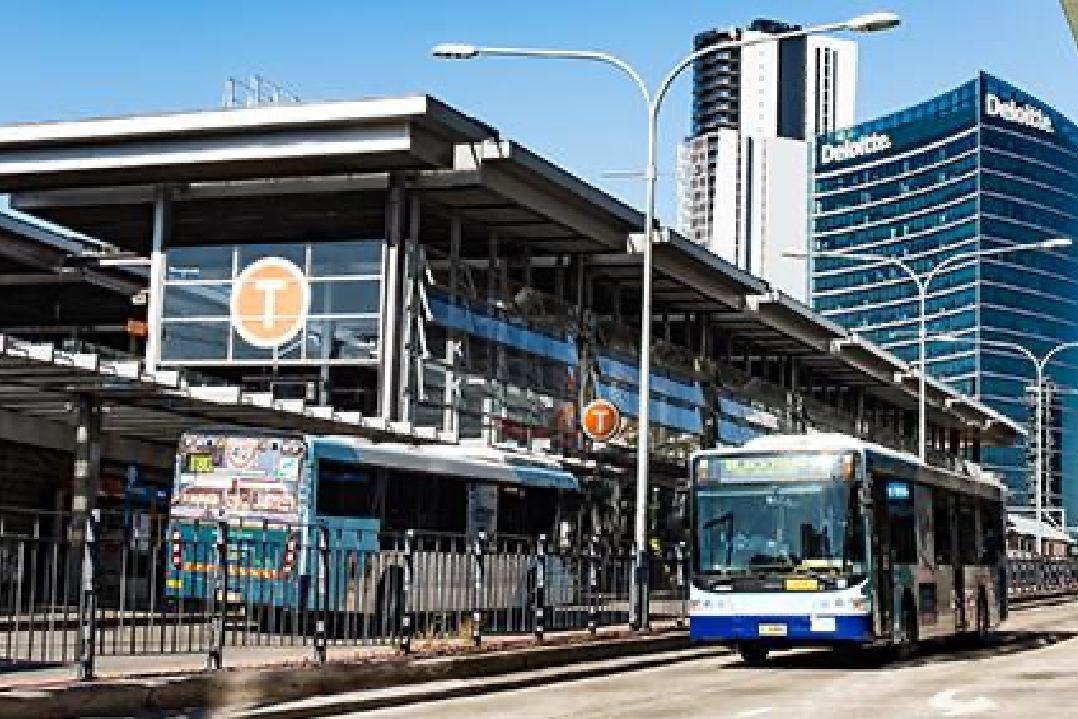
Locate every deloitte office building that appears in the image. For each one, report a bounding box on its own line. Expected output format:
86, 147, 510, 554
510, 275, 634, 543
810, 72, 1078, 525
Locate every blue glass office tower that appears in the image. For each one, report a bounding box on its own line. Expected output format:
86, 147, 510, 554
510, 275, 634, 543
811, 73, 1078, 527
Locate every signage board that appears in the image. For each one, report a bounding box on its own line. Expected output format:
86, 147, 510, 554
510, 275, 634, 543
819, 133, 893, 166
582, 398, 621, 442
984, 93, 1054, 133
230, 257, 309, 348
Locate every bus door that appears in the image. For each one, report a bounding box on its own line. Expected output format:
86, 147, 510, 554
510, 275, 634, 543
953, 496, 976, 630
870, 474, 895, 639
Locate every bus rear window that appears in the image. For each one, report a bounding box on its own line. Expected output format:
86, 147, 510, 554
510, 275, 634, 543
316, 461, 374, 518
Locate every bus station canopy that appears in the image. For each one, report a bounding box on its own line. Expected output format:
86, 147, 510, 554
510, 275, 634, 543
0, 333, 438, 446
0, 93, 1023, 449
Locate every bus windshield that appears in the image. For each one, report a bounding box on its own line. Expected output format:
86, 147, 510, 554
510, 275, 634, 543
693, 452, 865, 576
172, 433, 305, 524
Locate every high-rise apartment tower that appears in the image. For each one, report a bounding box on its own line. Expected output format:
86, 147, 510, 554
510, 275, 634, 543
677, 19, 857, 300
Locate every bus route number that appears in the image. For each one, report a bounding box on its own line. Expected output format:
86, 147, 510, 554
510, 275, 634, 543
186, 454, 214, 474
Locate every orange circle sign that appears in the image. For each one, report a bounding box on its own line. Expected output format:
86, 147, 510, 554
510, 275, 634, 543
582, 399, 621, 442
230, 257, 309, 349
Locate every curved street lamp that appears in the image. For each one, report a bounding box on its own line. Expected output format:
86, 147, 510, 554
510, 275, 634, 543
434, 10, 901, 631
785, 237, 1071, 464
935, 333, 1078, 552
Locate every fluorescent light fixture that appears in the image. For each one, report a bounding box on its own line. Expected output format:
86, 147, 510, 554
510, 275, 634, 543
1039, 237, 1072, 249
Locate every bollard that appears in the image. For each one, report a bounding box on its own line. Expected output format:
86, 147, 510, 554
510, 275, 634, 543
77, 510, 100, 682
207, 520, 228, 670
534, 534, 546, 642
401, 530, 414, 654
472, 532, 486, 647
314, 525, 329, 664
675, 542, 687, 628
588, 535, 599, 635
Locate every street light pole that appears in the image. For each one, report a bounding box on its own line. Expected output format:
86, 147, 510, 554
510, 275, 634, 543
435, 10, 901, 631
787, 238, 1071, 463
936, 334, 1078, 555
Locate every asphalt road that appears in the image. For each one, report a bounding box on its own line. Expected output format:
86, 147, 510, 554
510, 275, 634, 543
334, 600, 1078, 719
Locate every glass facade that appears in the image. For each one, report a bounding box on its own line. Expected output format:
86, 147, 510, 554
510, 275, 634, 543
811, 73, 1078, 524
161, 240, 383, 365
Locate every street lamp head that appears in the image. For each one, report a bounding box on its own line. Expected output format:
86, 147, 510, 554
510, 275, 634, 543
1040, 237, 1073, 249
431, 43, 480, 60
844, 11, 901, 33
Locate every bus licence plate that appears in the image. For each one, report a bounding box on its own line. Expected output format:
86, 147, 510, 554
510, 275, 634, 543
758, 623, 787, 637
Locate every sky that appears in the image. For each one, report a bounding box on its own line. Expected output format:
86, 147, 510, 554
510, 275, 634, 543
2, 1, 1076, 222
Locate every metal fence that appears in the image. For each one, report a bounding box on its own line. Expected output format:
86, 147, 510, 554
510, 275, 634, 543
0, 507, 687, 679
1007, 556, 1078, 599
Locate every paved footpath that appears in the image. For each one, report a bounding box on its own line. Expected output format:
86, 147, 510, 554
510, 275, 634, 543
319, 602, 1078, 719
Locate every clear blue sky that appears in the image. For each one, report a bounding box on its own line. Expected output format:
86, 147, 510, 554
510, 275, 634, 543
2, 1, 1076, 221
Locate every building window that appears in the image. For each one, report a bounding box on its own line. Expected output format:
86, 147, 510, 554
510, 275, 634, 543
161, 239, 384, 365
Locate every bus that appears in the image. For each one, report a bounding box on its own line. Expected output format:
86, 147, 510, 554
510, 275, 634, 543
689, 434, 1006, 663
166, 427, 581, 612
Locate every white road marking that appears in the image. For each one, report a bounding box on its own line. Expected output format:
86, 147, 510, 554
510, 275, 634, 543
929, 688, 996, 716
735, 708, 774, 718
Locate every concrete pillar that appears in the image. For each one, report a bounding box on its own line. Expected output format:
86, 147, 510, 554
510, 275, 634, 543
397, 196, 421, 422
144, 186, 171, 374
378, 178, 405, 420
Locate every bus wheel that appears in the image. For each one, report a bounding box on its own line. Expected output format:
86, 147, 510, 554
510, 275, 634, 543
895, 596, 919, 661
975, 590, 992, 644
738, 644, 769, 666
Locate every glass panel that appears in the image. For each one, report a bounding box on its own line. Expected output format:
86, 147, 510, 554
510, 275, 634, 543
310, 240, 383, 276
231, 331, 274, 361
277, 334, 303, 360
167, 246, 233, 281
163, 283, 231, 318
305, 318, 379, 360
309, 280, 380, 315
161, 321, 228, 360
237, 243, 306, 272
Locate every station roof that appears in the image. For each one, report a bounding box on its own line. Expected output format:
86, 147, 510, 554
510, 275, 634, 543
0, 333, 439, 447
0, 94, 1022, 447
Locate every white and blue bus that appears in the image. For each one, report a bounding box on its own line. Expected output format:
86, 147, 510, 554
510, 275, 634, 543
689, 434, 1006, 663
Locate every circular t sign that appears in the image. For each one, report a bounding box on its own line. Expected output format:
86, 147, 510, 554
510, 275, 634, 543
582, 399, 621, 442
230, 257, 309, 349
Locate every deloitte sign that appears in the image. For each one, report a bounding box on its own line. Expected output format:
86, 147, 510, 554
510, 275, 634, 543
984, 93, 1054, 133
819, 133, 893, 166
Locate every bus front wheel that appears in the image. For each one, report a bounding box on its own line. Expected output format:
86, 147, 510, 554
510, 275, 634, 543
738, 644, 769, 666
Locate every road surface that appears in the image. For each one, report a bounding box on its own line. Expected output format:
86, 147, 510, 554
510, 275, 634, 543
330, 600, 1078, 718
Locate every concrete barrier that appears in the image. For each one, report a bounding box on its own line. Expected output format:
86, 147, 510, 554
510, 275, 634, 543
0, 629, 691, 719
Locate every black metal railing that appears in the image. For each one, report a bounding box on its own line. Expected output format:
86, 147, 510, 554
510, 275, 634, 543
0, 506, 687, 679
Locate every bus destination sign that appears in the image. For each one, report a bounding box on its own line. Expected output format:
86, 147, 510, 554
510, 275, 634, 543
696, 452, 846, 484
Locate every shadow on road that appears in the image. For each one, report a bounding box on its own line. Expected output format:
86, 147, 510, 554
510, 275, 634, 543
0, 658, 66, 673
729, 630, 1078, 671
